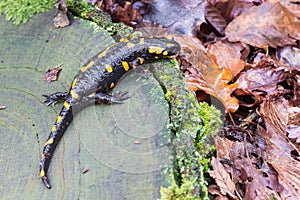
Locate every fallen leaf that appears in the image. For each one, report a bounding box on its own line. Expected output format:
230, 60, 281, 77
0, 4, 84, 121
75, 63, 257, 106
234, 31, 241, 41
266, 0, 300, 18
214, 123, 284, 199
204, 2, 228, 36
276, 46, 300, 67
243, 168, 281, 200
225, 2, 300, 48
174, 35, 239, 112
207, 41, 246, 77
236, 53, 299, 96
286, 106, 300, 143
54, 0, 70, 28
143, 0, 206, 36
237, 66, 285, 95
214, 136, 234, 160
99, 0, 143, 26
260, 97, 289, 136
44, 63, 63, 83
260, 97, 300, 199
213, 0, 258, 21
209, 157, 237, 199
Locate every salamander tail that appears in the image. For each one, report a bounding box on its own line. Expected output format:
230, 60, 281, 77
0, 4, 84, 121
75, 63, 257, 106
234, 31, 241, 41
41, 175, 52, 189
39, 98, 74, 189
40, 156, 52, 189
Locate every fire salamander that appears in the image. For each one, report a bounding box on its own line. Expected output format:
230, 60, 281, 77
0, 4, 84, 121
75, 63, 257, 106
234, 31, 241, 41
39, 37, 181, 189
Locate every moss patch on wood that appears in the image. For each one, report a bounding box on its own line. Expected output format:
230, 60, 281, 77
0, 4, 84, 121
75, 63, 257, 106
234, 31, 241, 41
0, 0, 55, 24
151, 59, 222, 199
68, 0, 133, 37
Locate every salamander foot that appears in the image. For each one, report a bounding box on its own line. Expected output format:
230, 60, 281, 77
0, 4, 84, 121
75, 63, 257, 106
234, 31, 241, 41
43, 92, 69, 106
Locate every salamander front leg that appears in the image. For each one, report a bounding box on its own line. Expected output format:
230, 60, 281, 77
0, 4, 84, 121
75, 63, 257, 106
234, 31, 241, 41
43, 92, 69, 106
130, 56, 152, 79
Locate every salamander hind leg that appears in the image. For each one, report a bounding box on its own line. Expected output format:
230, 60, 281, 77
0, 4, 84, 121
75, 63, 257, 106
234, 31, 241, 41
84, 91, 130, 105
43, 92, 69, 106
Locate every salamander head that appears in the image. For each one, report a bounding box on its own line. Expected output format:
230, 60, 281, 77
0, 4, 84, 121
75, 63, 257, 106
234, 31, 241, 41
146, 37, 181, 58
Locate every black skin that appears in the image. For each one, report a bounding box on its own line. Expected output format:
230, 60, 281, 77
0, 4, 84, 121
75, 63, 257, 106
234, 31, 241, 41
39, 37, 181, 189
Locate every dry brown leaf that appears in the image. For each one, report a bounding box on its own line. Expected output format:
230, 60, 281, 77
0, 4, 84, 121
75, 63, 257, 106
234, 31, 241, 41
44, 63, 63, 83
276, 46, 300, 67
214, 136, 234, 160
287, 107, 300, 143
260, 97, 289, 135
214, 124, 284, 199
225, 2, 300, 48
243, 172, 281, 200
264, 131, 300, 199
213, 0, 256, 21
209, 157, 237, 199
236, 66, 286, 95
174, 35, 239, 112
54, 0, 70, 28
266, 0, 300, 18
207, 41, 246, 77
204, 2, 228, 36
143, 0, 206, 36
99, 0, 142, 25
261, 97, 300, 199
232, 140, 282, 200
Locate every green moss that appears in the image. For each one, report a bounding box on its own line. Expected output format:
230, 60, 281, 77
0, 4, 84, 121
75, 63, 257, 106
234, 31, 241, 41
151, 59, 221, 199
160, 179, 202, 200
0, 0, 133, 37
0, 0, 55, 24
68, 0, 133, 37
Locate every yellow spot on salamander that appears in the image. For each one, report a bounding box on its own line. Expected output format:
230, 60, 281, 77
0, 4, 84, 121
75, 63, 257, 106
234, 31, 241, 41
88, 93, 95, 98
70, 89, 79, 99
140, 38, 145, 44
167, 43, 175, 47
40, 170, 45, 177
80, 60, 94, 72
51, 125, 56, 132
64, 101, 71, 110
71, 78, 77, 89
148, 46, 164, 54
106, 64, 113, 73
110, 82, 115, 88
98, 49, 107, 58
120, 38, 128, 42
56, 115, 63, 123
138, 57, 144, 64
44, 138, 54, 147
163, 51, 168, 56
126, 42, 135, 48
122, 61, 130, 71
